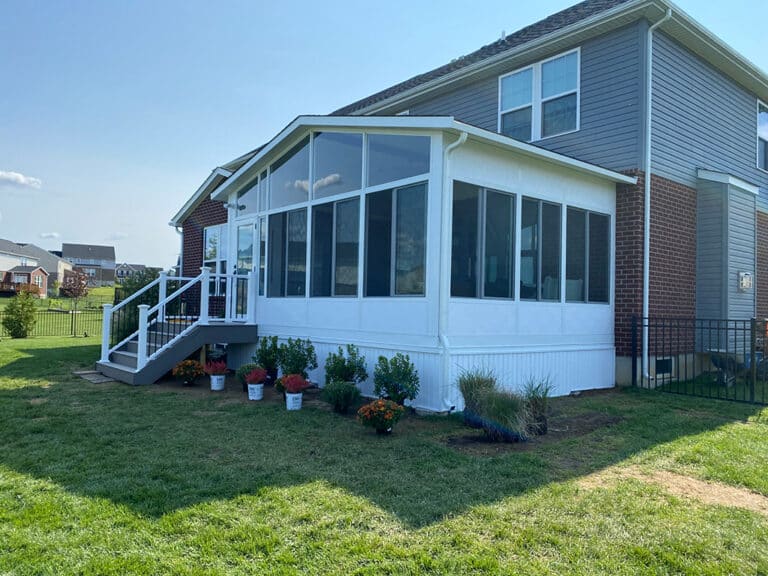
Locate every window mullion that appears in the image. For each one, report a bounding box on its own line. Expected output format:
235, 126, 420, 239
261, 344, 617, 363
537, 201, 543, 300
331, 202, 338, 297
479, 190, 487, 298
584, 212, 590, 303
390, 189, 398, 296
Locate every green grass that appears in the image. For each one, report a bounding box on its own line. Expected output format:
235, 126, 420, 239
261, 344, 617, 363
0, 285, 114, 312
1, 337, 768, 574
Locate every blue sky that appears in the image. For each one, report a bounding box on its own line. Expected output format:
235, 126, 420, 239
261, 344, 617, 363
1, 0, 766, 268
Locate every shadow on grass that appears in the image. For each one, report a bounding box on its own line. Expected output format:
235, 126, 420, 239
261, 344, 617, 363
0, 341, 764, 528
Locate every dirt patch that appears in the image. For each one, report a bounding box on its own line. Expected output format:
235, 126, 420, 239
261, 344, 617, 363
445, 412, 622, 456
28, 398, 48, 405
579, 466, 768, 516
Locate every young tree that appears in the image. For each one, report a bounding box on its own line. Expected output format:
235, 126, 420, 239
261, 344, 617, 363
60, 271, 89, 309
2, 291, 37, 338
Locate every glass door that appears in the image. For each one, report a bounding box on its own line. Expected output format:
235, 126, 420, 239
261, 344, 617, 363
232, 222, 255, 319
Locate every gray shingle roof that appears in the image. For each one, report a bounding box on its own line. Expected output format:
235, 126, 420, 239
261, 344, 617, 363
62, 243, 116, 261
8, 265, 46, 274
333, 0, 634, 115
12, 242, 69, 274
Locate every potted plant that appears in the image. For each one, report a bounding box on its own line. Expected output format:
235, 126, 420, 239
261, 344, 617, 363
357, 399, 405, 434
282, 373, 310, 410
278, 338, 318, 380
236, 362, 262, 393
253, 335, 280, 385
324, 344, 368, 385
245, 367, 268, 401
373, 353, 420, 406
205, 360, 228, 391
172, 359, 205, 386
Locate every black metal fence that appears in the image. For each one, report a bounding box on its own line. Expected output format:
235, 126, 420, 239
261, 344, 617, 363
632, 316, 768, 405
0, 309, 103, 338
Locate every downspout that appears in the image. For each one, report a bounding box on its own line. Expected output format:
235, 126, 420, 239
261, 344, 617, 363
438, 131, 468, 411
642, 8, 672, 378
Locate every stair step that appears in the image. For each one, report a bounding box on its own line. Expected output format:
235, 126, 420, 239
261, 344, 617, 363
111, 350, 138, 369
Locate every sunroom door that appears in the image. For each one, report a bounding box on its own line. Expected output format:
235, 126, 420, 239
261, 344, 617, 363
232, 222, 255, 320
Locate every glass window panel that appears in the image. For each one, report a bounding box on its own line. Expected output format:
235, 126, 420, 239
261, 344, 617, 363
335, 198, 360, 296
760, 140, 768, 172
368, 135, 430, 187
542, 93, 577, 137
237, 175, 259, 215
395, 184, 426, 295
258, 217, 266, 296
500, 68, 532, 110
270, 137, 310, 209
204, 226, 219, 261
451, 181, 479, 298
365, 190, 392, 296
313, 132, 363, 199
542, 52, 578, 98
759, 104, 768, 170
311, 203, 334, 297
541, 202, 561, 301
259, 171, 268, 211
484, 191, 514, 299
588, 213, 610, 303
267, 213, 286, 297
501, 107, 532, 141
236, 224, 254, 274
566, 208, 586, 302
520, 198, 539, 300
286, 209, 307, 296
219, 226, 228, 262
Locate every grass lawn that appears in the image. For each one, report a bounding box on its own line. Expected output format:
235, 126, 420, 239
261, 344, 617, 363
0, 285, 114, 312
1, 337, 767, 574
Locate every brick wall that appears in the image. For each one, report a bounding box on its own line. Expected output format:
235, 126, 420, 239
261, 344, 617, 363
757, 211, 768, 319
181, 198, 227, 277
614, 171, 697, 356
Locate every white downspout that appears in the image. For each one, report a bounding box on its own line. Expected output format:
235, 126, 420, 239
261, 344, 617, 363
438, 131, 468, 411
642, 8, 672, 379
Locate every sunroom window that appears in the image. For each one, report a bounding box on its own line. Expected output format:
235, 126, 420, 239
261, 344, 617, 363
312, 132, 363, 199
267, 208, 307, 297
270, 137, 310, 209
367, 135, 430, 187
203, 224, 228, 295
759, 102, 768, 171
565, 208, 610, 303
499, 49, 579, 141
520, 198, 561, 301
311, 197, 360, 296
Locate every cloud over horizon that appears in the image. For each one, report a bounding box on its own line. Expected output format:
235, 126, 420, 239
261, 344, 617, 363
39, 232, 60, 239
0, 170, 42, 189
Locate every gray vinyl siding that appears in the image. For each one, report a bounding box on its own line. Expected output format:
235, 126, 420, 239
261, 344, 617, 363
652, 32, 768, 196
727, 186, 757, 320
696, 180, 725, 320
408, 23, 645, 172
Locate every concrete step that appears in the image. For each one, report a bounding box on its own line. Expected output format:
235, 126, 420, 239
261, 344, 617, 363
96, 361, 137, 385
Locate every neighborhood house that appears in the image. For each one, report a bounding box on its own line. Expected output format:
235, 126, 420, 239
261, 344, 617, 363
98, 0, 768, 412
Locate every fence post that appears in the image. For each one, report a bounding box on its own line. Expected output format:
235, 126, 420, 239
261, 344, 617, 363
247, 268, 257, 324
199, 267, 210, 325
631, 315, 638, 388
158, 271, 168, 323
750, 317, 757, 403
137, 304, 149, 370
101, 304, 112, 362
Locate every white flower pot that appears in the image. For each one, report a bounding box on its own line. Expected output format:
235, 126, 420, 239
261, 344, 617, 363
210, 374, 225, 391
247, 383, 264, 401
285, 392, 303, 411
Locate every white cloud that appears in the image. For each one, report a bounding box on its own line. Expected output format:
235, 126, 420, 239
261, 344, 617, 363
39, 232, 60, 239
0, 171, 42, 189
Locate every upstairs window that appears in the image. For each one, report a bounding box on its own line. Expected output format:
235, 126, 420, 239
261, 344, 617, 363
499, 49, 579, 141
759, 102, 768, 171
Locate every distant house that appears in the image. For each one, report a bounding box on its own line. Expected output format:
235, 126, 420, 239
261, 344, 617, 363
115, 263, 162, 281
1, 266, 48, 296
62, 243, 116, 286
0, 239, 73, 290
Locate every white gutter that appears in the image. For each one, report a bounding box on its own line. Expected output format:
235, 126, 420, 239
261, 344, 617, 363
642, 8, 673, 379
438, 131, 468, 411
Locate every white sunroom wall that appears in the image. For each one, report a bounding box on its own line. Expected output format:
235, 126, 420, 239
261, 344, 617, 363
446, 139, 617, 402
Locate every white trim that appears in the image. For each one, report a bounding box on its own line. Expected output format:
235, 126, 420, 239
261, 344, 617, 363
169, 167, 232, 227
498, 48, 581, 142
697, 169, 760, 195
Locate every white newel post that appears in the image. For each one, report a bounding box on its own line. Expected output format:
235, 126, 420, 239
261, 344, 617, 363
137, 304, 149, 370
101, 303, 112, 363
247, 268, 257, 323
199, 267, 210, 325
158, 271, 168, 323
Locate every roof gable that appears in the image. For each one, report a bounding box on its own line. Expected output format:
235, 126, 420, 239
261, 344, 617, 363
62, 243, 116, 261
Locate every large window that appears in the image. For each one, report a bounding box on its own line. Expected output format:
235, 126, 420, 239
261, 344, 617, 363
311, 198, 360, 296
313, 132, 363, 199
520, 198, 561, 301
203, 224, 228, 294
759, 102, 768, 171
367, 135, 430, 187
451, 181, 515, 299
365, 183, 427, 296
270, 137, 310, 209
236, 174, 260, 216
566, 209, 610, 303
258, 216, 266, 296
499, 50, 579, 141
267, 209, 307, 297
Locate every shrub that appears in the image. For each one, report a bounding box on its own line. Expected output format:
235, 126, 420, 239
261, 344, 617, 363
172, 360, 205, 384
236, 363, 262, 386
457, 367, 497, 427
245, 367, 268, 384
204, 360, 228, 375
1, 292, 37, 338
278, 338, 318, 379
324, 344, 368, 385
253, 336, 280, 373
476, 389, 530, 442
357, 399, 405, 432
373, 353, 419, 405
523, 377, 552, 435
282, 374, 310, 394
321, 380, 362, 414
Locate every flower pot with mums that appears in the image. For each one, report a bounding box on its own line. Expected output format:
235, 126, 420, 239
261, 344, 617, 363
245, 367, 268, 401
357, 399, 405, 434
172, 360, 205, 386
205, 360, 228, 391
282, 374, 310, 411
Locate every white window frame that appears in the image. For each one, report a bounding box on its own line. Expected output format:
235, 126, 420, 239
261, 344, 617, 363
498, 48, 581, 142
758, 100, 768, 173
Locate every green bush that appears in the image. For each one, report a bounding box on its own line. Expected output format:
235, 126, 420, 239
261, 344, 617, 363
324, 344, 368, 385
457, 367, 497, 425
373, 353, 419, 405
278, 338, 318, 379
321, 380, 362, 414
236, 363, 262, 390
253, 336, 280, 373
2, 292, 37, 338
